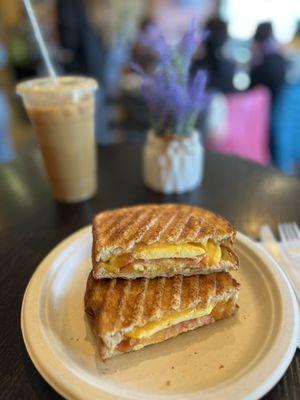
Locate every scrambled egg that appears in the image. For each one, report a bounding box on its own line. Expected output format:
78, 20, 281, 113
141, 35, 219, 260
133, 243, 205, 260
127, 304, 214, 339
104, 241, 222, 272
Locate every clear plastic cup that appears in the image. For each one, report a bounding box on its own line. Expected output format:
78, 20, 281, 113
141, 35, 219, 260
17, 76, 98, 202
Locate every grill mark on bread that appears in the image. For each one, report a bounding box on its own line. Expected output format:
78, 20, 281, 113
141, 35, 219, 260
105, 210, 145, 244
94, 211, 131, 255
188, 274, 200, 307
116, 280, 132, 330
217, 272, 229, 296
141, 278, 157, 320
181, 276, 194, 309
140, 209, 177, 243
157, 208, 192, 243
132, 278, 149, 327
177, 214, 199, 241
98, 279, 116, 335
93, 209, 127, 242
94, 211, 121, 235
101, 279, 115, 308
160, 277, 175, 313
116, 209, 152, 246
171, 276, 183, 311
150, 277, 165, 319
125, 208, 166, 247
193, 221, 209, 243
148, 209, 181, 243
199, 274, 216, 308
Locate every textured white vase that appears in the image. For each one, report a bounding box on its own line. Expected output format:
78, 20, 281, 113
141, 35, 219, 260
143, 130, 204, 194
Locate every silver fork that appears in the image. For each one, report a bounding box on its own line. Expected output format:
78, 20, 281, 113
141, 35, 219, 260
261, 224, 300, 348
278, 223, 300, 261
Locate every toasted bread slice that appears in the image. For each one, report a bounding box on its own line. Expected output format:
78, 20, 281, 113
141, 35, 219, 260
92, 204, 238, 279
85, 271, 240, 359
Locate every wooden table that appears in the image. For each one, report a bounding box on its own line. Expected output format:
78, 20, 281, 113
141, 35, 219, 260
0, 145, 299, 399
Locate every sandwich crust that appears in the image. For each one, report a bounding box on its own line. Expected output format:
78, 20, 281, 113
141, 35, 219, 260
92, 204, 237, 278
85, 271, 240, 359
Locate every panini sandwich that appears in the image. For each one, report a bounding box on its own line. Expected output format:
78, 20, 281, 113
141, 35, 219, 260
92, 204, 239, 279
85, 271, 240, 360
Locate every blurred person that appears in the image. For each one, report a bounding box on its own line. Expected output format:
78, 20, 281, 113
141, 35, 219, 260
0, 42, 15, 163
272, 82, 300, 175
250, 22, 287, 100
56, 0, 143, 144
56, 0, 108, 144
284, 21, 300, 84
8, 22, 37, 81
273, 22, 300, 175
190, 17, 235, 93
56, 0, 106, 82
250, 22, 288, 162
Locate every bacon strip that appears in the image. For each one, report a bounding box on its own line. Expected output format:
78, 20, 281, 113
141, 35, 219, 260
117, 314, 213, 353
119, 255, 205, 272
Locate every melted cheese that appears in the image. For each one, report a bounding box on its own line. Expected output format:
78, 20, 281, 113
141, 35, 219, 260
127, 304, 214, 339
205, 241, 222, 265
104, 241, 222, 272
133, 243, 205, 259
104, 254, 132, 272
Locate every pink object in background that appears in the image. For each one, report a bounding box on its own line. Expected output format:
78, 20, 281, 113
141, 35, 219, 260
206, 86, 271, 165
151, 0, 217, 40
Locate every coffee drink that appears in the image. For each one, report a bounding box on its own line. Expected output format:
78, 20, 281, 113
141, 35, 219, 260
17, 77, 98, 202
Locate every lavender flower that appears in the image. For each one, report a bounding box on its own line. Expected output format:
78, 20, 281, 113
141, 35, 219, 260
177, 18, 206, 80
189, 70, 207, 111
134, 20, 207, 136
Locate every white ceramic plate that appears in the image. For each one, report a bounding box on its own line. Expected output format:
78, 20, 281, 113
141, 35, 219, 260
21, 227, 299, 400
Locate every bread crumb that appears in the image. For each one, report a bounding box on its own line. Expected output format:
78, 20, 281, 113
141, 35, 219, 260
171, 366, 175, 370
219, 364, 224, 370
166, 380, 170, 386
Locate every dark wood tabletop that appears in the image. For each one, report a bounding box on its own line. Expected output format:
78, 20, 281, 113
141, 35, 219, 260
0, 144, 299, 400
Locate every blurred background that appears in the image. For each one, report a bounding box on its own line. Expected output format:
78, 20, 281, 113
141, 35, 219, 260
1, 0, 300, 177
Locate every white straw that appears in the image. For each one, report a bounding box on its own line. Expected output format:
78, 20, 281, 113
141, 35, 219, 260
23, 0, 57, 78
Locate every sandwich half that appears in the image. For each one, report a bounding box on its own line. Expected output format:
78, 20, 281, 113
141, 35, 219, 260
92, 204, 239, 279
85, 271, 240, 360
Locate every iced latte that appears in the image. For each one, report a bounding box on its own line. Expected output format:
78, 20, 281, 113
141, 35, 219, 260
17, 76, 98, 202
